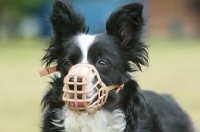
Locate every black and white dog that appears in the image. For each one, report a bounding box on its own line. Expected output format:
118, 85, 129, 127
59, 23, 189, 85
41, 0, 194, 132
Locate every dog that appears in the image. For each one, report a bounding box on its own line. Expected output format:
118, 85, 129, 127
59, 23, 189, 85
40, 0, 194, 132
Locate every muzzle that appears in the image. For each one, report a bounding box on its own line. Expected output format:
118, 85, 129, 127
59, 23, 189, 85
62, 63, 124, 114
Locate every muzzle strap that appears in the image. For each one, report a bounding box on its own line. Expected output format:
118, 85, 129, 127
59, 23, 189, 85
107, 84, 124, 93
39, 66, 57, 77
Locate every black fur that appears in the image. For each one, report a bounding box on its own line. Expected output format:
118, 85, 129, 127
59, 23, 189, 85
41, 0, 194, 132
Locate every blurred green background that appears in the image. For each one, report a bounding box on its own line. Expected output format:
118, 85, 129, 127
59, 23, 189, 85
0, 0, 200, 132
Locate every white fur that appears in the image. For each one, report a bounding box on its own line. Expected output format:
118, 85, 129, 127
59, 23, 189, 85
51, 107, 126, 132
76, 34, 95, 63
75, 34, 96, 97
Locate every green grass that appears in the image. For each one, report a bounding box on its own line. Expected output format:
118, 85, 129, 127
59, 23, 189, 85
0, 37, 199, 132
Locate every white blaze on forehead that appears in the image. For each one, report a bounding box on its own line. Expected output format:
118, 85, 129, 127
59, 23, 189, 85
76, 34, 95, 63
75, 34, 96, 97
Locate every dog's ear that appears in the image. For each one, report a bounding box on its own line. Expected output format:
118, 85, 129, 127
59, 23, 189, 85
106, 3, 143, 46
49, 0, 88, 39
106, 3, 148, 71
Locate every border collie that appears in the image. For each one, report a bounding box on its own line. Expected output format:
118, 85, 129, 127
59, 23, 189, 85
40, 0, 194, 132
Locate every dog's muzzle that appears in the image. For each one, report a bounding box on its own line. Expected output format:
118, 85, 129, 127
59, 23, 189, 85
62, 63, 124, 114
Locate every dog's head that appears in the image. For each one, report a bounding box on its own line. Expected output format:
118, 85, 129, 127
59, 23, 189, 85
42, 0, 148, 113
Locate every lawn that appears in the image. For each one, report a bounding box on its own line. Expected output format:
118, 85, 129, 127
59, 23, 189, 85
0, 37, 199, 132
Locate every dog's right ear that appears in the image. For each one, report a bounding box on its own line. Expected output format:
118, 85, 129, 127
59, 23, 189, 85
106, 3, 148, 71
106, 3, 144, 46
49, 0, 88, 39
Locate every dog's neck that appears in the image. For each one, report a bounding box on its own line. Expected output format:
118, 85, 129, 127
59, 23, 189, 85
52, 106, 126, 132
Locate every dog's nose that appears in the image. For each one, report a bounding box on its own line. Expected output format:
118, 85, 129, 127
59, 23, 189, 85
69, 77, 83, 91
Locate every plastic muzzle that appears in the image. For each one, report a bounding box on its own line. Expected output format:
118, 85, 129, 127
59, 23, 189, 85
62, 64, 123, 114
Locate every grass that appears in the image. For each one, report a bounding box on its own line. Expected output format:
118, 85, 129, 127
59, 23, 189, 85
0, 37, 199, 132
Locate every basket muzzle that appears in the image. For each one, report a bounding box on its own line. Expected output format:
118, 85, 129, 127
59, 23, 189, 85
62, 63, 123, 114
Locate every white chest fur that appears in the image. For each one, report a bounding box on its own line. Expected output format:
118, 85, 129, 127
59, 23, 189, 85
63, 108, 126, 132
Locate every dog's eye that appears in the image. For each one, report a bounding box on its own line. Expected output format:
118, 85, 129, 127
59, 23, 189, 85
97, 59, 108, 67
63, 60, 72, 68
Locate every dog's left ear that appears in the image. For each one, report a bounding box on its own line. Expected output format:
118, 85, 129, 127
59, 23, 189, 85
106, 3, 148, 71
106, 3, 144, 46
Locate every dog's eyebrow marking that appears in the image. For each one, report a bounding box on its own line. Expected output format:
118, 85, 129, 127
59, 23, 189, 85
76, 34, 95, 63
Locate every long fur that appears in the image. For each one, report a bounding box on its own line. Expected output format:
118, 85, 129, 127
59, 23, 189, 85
62, 108, 126, 132
41, 0, 194, 132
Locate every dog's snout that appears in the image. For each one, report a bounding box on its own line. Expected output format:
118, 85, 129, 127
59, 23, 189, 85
69, 77, 83, 90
